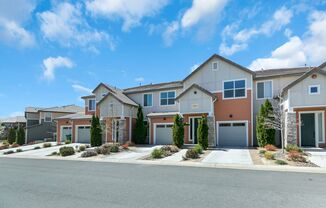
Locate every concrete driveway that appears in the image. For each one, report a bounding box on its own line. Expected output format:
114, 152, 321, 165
202, 148, 253, 165
307, 150, 326, 167
0, 142, 57, 155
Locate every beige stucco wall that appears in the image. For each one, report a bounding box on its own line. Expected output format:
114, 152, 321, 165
99, 94, 136, 118
178, 88, 213, 114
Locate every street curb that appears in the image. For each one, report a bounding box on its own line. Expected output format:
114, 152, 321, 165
3, 154, 326, 174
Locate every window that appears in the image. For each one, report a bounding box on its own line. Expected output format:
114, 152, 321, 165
160, 91, 175, 106
212, 61, 219, 71
223, 79, 246, 99
88, 99, 96, 111
143, 93, 153, 107
44, 112, 52, 122
309, 85, 320, 95
257, 80, 272, 99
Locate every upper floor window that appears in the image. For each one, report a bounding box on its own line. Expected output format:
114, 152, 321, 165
223, 79, 246, 99
309, 85, 320, 95
88, 99, 96, 111
44, 112, 52, 122
143, 93, 153, 107
160, 91, 175, 106
212, 61, 219, 71
257, 80, 272, 99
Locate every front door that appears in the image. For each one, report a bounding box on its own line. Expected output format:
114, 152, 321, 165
190, 117, 201, 144
301, 113, 316, 147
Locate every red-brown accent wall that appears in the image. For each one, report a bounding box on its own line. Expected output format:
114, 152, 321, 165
57, 118, 91, 143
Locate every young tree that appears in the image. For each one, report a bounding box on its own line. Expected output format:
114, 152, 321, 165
256, 100, 275, 147
16, 126, 25, 145
133, 105, 146, 144
172, 114, 184, 148
90, 115, 102, 147
197, 116, 209, 150
7, 128, 16, 144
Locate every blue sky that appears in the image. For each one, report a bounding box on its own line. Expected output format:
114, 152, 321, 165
0, 0, 325, 118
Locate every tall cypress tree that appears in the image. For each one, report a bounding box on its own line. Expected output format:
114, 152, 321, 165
256, 100, 275, 147
7, 128, 16, 144
198, 116, 209, 150
133, 105, 146, 144
16, 126, 25, 145
172, 114, 184, 148
90, 115, 102, 147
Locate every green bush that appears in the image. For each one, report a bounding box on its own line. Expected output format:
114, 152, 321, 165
59, 146, 75, 157
2, 140, 9, 146
259, 149, 266, 154
185, 149, 199, 159
4, 150, 14, 155
43, 143, 52, 148
7, 128, 16, 145
172, 114, 184, 148
79, 145, 86, 152
65, 140, 71, 144
256, 100, 275, 147
194, 144, 203, 154
16, 149, 23, 153
34, 146, 41, 150
151, 148, 164, 159
133, 105, 147, 144
198, 116, 209, 150
90, 115, 102, 147
264, 151, 275, 160
110, 144, 119, 153
285, 144, 303, 153
275, 160, 287, 165
50, 151, 58, 156
16, 126, 25, 145
161, 145, 179, 153
81, 150, 98, 158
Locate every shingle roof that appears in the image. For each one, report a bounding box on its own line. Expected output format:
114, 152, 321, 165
26, 105, 83, 113
123, 81, 183, 94
0, 116, 26, 123
254, 67, 312, 79
147, 112, 179, 117
96, 83, 138, 106
55, 112, 92, 120
25, 107, 44, 113
176, 83, 217, 100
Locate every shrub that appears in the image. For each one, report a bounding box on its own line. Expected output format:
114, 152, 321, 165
50, 151, 58, 156
185, 149, 199, 159
0, 143, 9, 150
110, 144, 119, 153
16, 126, 25, 145
264, 151, 275, 160
198, 116, 209, 150
95, 147, 102, 154
59, 146, 75, 157
16, 148, 23, 153
275, 160, 287, 165
11, 143, 20, 148
7, 128, 16, 145
79, 145, 86, 152
285, 144, 303, 153
81, 150, 98, 158
133, 105, 147, 144
125, 141, 135, 146
172, 114, 184, 148
287, 151, 306, 162
99, 144, 111, 155
2, 140, 9, 146
259, 149, 266, 154
161, 145, 179, 153
34, 146, 41, 150
264, 144, 277, 151
65, 140, 71, 144
90, 115, 102, 147
4, 150, 14, 155
151, 148, 164, 159
43, 143, 52, 148
194, 144, 203, 154
256, 100, 275, 147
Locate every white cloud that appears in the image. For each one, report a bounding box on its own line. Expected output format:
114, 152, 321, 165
86, 0, 169, 32
249, 10, 326, 70
135, 77, 144, 82
162, 21, 179, 47
0, 0, 36, 48
42, 56, 74, 80
38, 2, 115, 51
220, 6, 293, 55
72, 84, 92, 94
181, 0, 228, 29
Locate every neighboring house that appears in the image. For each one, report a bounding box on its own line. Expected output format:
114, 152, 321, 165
25, 105, 83, 143
0, 116, 26, 129
56, 54, 326, 148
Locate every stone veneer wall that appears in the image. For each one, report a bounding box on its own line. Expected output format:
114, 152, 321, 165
285, 112, 297, 146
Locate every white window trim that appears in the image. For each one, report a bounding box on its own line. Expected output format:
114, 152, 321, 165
212, 61, 219, 71
308, 85, 320, 95
298, 111, 325, 147
222, 78, 247, 100
256, 80, 273, 100
88, 99, 96, 111
44, 112, 52, 122
143, 93, 153, 108
159, 90, 176, 106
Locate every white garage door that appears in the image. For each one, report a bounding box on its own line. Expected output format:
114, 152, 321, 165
77, 126, 91, 143
61, 126, 72, 142
218, 122, 247, 147
155, 124, 173, 145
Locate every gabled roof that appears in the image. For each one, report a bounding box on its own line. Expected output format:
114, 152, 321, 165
176, 84, 217, 100
123, 81, 183, 94
26, 105, 83, 113
0, 116, 26, 124
281, 62, 326, 95
97, 83, 138, 107
183, 54, 255, 82
254, 67, 311, 79
55, 112, 92, 120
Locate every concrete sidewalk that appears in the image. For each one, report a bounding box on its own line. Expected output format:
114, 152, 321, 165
0, 142, 57, 155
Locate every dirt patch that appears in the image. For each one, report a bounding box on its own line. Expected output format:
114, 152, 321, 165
249, 149, 263, 165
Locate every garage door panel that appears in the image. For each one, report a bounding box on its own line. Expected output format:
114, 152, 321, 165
155, 124, 173, 145
218, 122, 247, 147
77, 126, 90, 143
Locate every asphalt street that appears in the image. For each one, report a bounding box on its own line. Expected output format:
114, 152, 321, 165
0, 158, 325, 208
